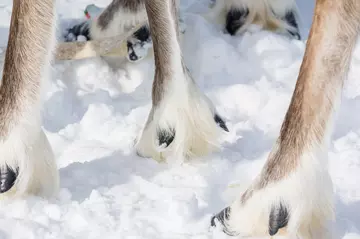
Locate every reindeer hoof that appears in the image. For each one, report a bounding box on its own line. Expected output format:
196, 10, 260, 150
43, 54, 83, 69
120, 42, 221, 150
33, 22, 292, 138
226, 8, 250, 36
0, 166, 18, 193
157, 128, 175, 148
269, 203, 289, 236
214, 114, 229, 132
211, 206, 230, 227
126, 26, 152, 62
210, 207, 237, 236
64, 21, 91, 42
127, 41, 151, 62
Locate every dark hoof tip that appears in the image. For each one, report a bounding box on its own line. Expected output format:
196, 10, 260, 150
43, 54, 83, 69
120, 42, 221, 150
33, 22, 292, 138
210, 215, 217, 227
157, 128, 175, 148
129, 52, 139, 61
127, 42, 140, 62
214, 114, 229, 132
225, 8, 250, 36
211, 207, 230, 228
287, 30, 301, 40
211, 207, 238, 236
269, 203, 289, 236
0, 166, 18, 194
64, 21, 91, 42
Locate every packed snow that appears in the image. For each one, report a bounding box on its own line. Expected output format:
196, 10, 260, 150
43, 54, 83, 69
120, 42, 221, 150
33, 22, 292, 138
0, 0, 360, 238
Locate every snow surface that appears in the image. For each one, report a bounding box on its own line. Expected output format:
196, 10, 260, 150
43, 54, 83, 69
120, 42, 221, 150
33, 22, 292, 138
0, 0, 360, 238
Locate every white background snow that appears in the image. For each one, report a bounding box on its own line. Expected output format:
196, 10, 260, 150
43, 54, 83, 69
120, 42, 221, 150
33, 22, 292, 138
0, 0, 360, 238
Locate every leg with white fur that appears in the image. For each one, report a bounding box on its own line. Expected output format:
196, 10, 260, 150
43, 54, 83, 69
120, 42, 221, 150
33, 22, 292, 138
64, 0, 187, 63
205, 0, 301, 39
0, 0, 59, 198
134, 0, 228, 162
64, 0, 150, 62
268, 0, 301, 39
211, 0, 360, 237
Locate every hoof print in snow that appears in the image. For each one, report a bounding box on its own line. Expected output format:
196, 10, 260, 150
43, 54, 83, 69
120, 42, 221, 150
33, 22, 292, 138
0, 166, 18, 193
157, 128, 175, 148
269, 203, 289, 236
64, 21, 91, 42
214, 114, 229, 132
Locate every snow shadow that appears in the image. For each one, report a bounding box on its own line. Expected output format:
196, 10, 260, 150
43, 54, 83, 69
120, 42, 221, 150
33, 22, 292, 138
59, 152, 167, 203
335, 199, 360, 237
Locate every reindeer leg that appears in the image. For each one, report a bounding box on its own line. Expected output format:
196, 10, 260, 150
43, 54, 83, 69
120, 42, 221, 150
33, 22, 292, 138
64, 0, 186, 63
204, 0, 301, 39
64, 0, 150, 62
0, 0, 59, 198
211, 0, 360, 237
135, 0, 228, 162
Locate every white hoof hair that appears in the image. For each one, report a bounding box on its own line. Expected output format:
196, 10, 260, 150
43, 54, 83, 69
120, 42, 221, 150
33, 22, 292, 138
204, 0, 301, 39
0, 125, 59, 199
135, 72, 227, 163
220, 153, 334, 238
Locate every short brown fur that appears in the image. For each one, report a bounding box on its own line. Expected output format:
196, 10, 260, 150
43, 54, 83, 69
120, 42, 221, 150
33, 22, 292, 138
98, 0, 145, 30
242, 0, 360, 203
0, 0, 54, 139
145, 0, 183, 106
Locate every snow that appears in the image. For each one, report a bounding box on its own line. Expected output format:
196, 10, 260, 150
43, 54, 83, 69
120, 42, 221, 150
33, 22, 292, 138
0, 0, 359, 238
